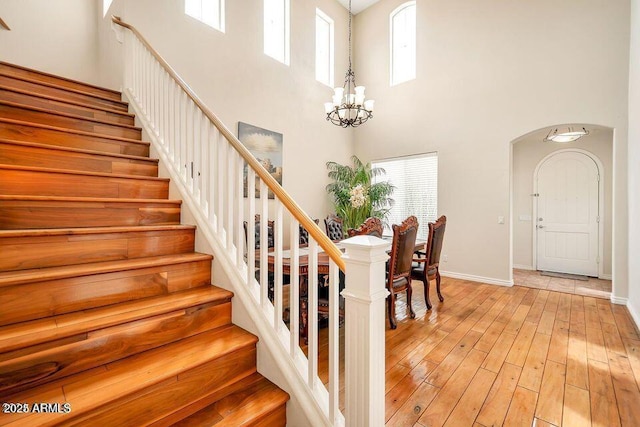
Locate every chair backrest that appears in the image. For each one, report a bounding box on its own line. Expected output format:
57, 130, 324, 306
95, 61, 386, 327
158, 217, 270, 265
347, 217, 383, 238
426, 215, 447, 267
324, 214, 344, 241
388, 216, 419, 281
299, 218, 320, 245
243, 214, 274, 249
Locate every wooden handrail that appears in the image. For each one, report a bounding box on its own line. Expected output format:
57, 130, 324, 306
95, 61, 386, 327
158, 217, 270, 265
0, 17, 10, 31
111, 16, 345, 271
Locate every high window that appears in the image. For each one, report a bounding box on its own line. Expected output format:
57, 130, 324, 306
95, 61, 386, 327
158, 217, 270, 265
264, 0, 290, 65
315, 9, 334, 87
185, 0, 225, 33
373, 153, 438, 239
390, 1, 416, 86
103, 0, 113, 17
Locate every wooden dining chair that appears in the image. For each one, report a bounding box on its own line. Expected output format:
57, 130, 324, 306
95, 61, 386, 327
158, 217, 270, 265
386, 215, 419, 329
347, 217, 383, 238
411, 215, 447, 310
324, 214, 344, 241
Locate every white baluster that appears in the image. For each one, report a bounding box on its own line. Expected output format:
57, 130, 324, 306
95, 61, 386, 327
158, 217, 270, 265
216, 131, 225, 239
307, 238, 318, 388
226, 142, 234, 252
289, 219, 300, 355
180, 92, 187, 181
208, 124, 217, 224
247, 168, 256, 286
328, 260, 340, 423
192, 109, 201, 198
236, 152, 244, 267
200, 115, 209, 214
259, 180, 268, 306
273, 202, 284, 328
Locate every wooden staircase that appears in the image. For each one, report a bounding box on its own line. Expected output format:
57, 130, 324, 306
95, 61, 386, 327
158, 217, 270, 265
0, 62, 288, 426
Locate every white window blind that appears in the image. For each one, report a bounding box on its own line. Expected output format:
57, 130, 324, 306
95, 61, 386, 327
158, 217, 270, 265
185, 0, 225, 32
264, 0, 290, 65
315, 9, 334, 87
390, 1, 416, 86
373, 153, 438, 240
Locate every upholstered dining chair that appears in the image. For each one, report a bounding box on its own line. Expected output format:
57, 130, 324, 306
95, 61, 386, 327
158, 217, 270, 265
411, 215, 447, 310
324, 214, 344, 241
386, 215, 419, 329
347, 217, 383, 238
299, 218, 320, 245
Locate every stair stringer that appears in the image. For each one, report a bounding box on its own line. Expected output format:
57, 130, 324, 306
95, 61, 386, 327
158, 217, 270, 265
124, 89, 338, 427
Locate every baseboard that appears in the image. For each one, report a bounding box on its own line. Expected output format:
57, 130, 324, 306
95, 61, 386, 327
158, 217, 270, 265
610, 295, 628, 305
513, 264, 534, 271
441, 270, 513, 287
600, 274, 612, 280
627, 300, 640, 332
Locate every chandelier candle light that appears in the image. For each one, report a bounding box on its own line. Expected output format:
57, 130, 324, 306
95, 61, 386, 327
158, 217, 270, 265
324, 0, 374, 128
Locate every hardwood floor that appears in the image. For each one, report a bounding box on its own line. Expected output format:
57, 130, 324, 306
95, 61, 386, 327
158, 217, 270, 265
309, 277, 640, 426
514, 269, 612, 299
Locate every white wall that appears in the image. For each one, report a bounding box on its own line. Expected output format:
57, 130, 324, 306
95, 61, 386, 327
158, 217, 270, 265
353, 0, 630, 295
97, 0, 354, 221
627, 0, 640, 325
0, 0, 100, 85
512, 127, 613, 277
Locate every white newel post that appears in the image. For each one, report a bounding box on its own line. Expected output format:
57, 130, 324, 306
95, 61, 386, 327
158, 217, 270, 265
341, 235, 391, 427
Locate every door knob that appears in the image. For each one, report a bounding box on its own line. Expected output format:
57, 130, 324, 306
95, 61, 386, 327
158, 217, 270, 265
538, 225, 545, 229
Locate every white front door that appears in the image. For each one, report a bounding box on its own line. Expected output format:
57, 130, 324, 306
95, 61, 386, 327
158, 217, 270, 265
536, 151, 599, 276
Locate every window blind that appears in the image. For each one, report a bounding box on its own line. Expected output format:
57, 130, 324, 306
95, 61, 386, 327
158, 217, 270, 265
373, 153, 438, 240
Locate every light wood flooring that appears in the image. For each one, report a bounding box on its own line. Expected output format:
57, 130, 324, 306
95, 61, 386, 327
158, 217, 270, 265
309, 277, 640, 426
514, 269, 612, 299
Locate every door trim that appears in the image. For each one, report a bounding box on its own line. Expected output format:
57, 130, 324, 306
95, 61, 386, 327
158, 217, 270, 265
532, 149, 605, 278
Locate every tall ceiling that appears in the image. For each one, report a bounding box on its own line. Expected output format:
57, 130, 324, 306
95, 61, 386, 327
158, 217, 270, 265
337, 0, 381, 15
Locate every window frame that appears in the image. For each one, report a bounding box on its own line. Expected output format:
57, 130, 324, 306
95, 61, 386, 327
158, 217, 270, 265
315, 8, 335, 87
264, 0, 291, 66
372, 152, 438, 240
389, 1, 417, 86
185, 0, 225, 33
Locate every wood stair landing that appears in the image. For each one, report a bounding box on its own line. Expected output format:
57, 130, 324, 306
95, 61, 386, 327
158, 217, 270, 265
0, 62, 288, 426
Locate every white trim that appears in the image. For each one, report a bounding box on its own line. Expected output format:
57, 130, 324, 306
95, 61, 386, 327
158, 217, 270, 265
513, 264, 534, 271
125, 90, 335, 427
627, 301, 640, 332
441, 270, 514, 287
532, 149, 605, 278
600, 273, 612, 280
610, 295, 628, 305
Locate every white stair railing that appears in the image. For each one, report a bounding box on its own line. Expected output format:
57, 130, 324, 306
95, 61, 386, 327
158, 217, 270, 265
112, 16, 388, 426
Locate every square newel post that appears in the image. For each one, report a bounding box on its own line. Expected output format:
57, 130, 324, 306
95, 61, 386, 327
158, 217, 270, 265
340, 235, 391, 427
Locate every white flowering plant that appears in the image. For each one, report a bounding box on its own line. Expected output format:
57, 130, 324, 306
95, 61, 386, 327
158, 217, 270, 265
326, 156, 394, 234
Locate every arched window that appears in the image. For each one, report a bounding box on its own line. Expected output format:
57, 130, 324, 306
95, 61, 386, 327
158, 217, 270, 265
390, 2, 416, 86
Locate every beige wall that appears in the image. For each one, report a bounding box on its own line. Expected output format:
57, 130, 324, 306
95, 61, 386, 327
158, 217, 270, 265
353, 0, 629, 294
97, 0, 354, 222
627, 0, 640, 323
0, 0, 100, 85
512, 128, 613, 277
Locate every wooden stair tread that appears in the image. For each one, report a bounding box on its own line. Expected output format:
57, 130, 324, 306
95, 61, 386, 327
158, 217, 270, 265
0, 194, 180, 203
0, 100, 141, 131
0, 326, 257, 426
0, 164, 169, 182
0, 71, 127, 105
0, 61, 122, 99
172, 375, 289, 427
0, 224, 195, 239
0, 253, 212, 288
0, 118, 149, 146
0, 138, 158, 164
0, 84, 134, 117
0, 286, 232, 354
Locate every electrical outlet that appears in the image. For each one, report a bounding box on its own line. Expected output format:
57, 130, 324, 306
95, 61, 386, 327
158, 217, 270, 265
442, 254, 448, 262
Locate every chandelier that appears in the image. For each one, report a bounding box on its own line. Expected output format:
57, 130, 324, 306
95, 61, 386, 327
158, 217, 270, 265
324, 0, 374, 128
543, 126, 589, 143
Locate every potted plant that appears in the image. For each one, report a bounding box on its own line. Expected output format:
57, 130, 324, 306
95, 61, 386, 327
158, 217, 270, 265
326, 155, 394, 233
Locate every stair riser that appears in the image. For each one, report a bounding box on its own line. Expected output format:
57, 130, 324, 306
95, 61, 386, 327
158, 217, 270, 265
0, 200, 181, 229
0, 259, 212, 326
62, 348, 258, 427
0, 141, 158, 176
0, 63, 122, 101
0, 74, 128, 112
0, 104, 141, 140
0, 169, 168, 199
0, 302, 232, 396
0, 121, 149, 156
0, 229, 196, 272
0, 88, 134, 125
